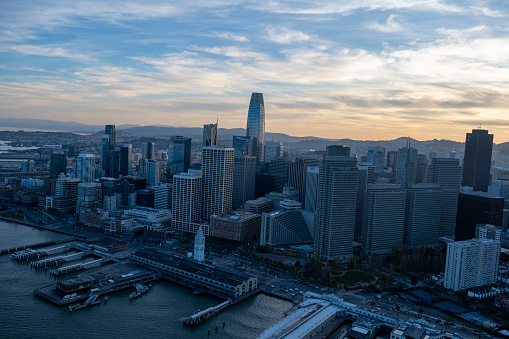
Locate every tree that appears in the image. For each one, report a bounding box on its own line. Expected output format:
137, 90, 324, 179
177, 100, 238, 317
445, 316, 453, 331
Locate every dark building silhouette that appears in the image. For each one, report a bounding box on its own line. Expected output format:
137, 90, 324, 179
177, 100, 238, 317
101, 125, 116, 177
203, 121, 218, 147
50, 151, 66, 178
455, 191, 503, 241
254, 174, 275, 199
461, 129, 493, 192
136, 189, 155, 208
168, 136, 191, 178
325, 145, 351, 157
120, 144, 132, 176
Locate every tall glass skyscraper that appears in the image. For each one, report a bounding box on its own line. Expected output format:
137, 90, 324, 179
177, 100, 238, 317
246, 93, 265, 168
203, 121, 218, 147
462, 128, 493, 192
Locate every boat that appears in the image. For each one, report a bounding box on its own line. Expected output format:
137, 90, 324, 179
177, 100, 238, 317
130, 283, 150, 300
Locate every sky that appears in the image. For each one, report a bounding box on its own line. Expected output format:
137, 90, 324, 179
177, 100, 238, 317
1, 1, 508, 142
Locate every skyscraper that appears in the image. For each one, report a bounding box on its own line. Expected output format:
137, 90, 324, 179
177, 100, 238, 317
172, 170, 203, 234
120, 144, 132, 176
314, 156, 358, 261
462, 128, 493, 192
426, 158, 462, 237
232, 155, 256, 210
405, 183, 442, 248
233, 135, 254, 157
168, 136, 191, 178
50, 151, 67, 178
101, 125, 116, 177
396, 145, 418, 188
203, 121, 218, 147
288, 154, 319, 205
366, 147, 385, 174
146, 159, 160, 186
362, 184, 406, 254
142, 141, 155, 161
355, 163, 375, 239
264, 141, 283, 163
246, 93, 265, 169
75, 154, 95, 183
201, 146, 234, 220
325, 145, 351, 157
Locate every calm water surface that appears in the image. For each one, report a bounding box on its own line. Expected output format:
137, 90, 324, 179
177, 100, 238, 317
0, 221, 291, 338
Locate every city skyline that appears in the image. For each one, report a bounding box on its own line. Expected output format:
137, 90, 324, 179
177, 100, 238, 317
1, 1, 509, 142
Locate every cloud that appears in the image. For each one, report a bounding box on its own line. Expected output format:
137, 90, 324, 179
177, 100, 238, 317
266, 27, 311, 44
6, 45, 94, 61
212, 32, 248, 42
368, 14, 402, 33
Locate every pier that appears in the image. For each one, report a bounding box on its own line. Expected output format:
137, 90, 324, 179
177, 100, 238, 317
11, 244, 70, 261
0, 238, 76, 256
50, 258, 107, 276
32, 252, 89, 268
181, 300, 232, 326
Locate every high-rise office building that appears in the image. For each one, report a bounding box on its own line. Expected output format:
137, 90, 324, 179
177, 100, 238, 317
304, 166, 319, 213
120, 144, 132, 176
203, 121, 218, 147
246, 93, 265, 169
75, 154, 95, 183
171, 170, 203, 233
108, 150, 120, 178
288, 155, 319, 205
232, 155, 256, 210
405, 183, 442, 248
366, 147, 385, 174
396, 145, 418, 188
201, 146, 234, 220
387, 151, 398, 170
50, 151, 67, 178
268, 156, 290, 193
314, 156, 358, 261
416, 154, 428, 183
362, 184, 406, 254
154, 183, 172, 210
426, 158, 462, 237
264, 141, 283, 163
462, 129, 493, 192
146, 160, 160, 186
355, 164, 375, 239
168, 136, 191, 178
233, 135, 254, 157
488, 180, 509, 201
326, 145, 351, 157
142, 141, 155, 161
455, 190, 504, 241
101, 125, 116, 177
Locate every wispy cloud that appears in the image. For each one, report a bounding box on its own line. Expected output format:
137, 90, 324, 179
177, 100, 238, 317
266, 27, 311, 44
6, 45, 94, 62
212, 32, 248, 42
368, 14, 402, 33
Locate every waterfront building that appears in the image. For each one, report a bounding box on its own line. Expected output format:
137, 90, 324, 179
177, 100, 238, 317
264, 141, 283, 163
210, 212, 261, 242
171, 170, 203, 234
366, 147, 385, 174
455, 190, 504, 241
444, 238, 500, 291
119, 144, 132, 176
405, 183, 442, 248
75, 154, 95, 183
314, 156, 358, 261
362, 184, 406, 254
462, 128, 493, 192
50, 151, 67, 178
194, 226, 205, 262
244, 197, 274, 214
168, 136, 191, 177
396, 145, 418, 188
45, 173, 81, 211
232, 155, 256, 210
203, 121, 218, 147
426, 158, 462, 237
246, 92, 265, 169
131, 248, 258, 299
201, 146, 234, 221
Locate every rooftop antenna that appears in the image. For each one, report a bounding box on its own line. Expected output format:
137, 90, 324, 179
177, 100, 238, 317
407, 136, 410, 148
478, 123, 482, 129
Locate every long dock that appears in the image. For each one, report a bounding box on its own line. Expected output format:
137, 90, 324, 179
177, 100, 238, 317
50, 258, 107, 277
181, 300, 232, 326
0, 238, 76, 256
11, 245, 70, 261
32, 252, 88, 268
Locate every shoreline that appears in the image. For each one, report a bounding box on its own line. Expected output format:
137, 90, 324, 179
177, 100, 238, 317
0, 216, 88, 240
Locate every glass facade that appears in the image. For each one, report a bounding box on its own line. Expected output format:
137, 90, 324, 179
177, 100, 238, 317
246, 93, 265, 168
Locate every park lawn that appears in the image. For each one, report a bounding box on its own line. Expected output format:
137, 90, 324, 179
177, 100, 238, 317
0, 211, 25, 221
333, 270, 376, 285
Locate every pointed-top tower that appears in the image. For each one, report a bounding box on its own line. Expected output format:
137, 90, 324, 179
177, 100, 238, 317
246, 93, 265, 170
194, 226, 205, 262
